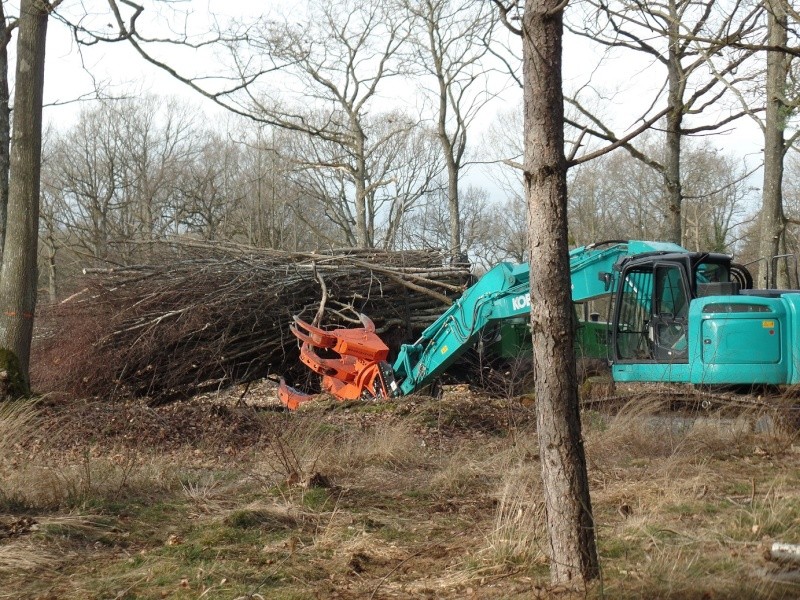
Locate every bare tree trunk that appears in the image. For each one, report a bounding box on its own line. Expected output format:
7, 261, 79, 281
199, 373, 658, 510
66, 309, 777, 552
434, 47, 461, 259
409, 0, 495, 261
353, 124, 370, 248
664, 0, 684, 244
758, 0, 788, 288
44, 225, 57, 303
446, 157, 460, 258
0, 3, 11, 267
523, 0, 599, 585
0, 0, 48, 393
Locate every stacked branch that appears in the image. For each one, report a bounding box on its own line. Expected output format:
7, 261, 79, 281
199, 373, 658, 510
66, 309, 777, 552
32, 241, 471, 404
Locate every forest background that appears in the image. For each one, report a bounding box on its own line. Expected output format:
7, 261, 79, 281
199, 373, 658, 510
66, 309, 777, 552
25, 0, 800, 304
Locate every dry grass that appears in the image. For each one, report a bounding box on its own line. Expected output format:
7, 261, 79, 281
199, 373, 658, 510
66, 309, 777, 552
581, 398, 800, 599
484, 462, 546, 567
1, 393, 799, 599
1, 449, 181, 511
0, 541, 59, 574
254, 413, 336, 483
0, 399, 38, 455
335, 418, 423, 471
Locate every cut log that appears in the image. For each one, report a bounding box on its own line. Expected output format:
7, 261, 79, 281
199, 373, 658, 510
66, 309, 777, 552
770, 543, 800, 564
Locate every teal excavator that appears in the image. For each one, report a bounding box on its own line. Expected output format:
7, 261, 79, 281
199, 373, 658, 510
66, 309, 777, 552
279, 240, 799, 409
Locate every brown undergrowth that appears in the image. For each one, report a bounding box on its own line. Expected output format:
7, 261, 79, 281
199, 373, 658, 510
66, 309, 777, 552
0, 385, 798, 599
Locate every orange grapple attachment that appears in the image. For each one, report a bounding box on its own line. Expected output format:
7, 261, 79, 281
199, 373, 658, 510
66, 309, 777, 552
278, 314, 395, 409
277, 378, 315, 411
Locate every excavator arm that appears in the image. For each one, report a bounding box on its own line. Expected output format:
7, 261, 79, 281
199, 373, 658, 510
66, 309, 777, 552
390, 240, 685, 395
391, 261, 530, 396
280, 240, 687, 408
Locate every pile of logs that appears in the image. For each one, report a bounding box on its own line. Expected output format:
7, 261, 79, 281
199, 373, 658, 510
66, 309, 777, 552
32, 241, 471, 404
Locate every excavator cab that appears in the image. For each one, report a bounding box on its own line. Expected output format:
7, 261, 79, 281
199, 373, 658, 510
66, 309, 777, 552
611, 252, 737, 365
612, 253, 739, 363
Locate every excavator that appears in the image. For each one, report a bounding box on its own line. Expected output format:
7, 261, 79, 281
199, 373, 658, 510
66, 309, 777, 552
278, 239, 799, 410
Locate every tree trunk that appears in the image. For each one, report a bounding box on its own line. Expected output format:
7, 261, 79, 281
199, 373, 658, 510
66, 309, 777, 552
0, 4, 10, 268
0, 0, 48, 393
664, 0, 684, 244
446, 155, 460, 259
523, 0, 599, 585
44, 226, 57, 303
433, 55, 461, 259
353, 121, 370, 248
758, 0, 788, 288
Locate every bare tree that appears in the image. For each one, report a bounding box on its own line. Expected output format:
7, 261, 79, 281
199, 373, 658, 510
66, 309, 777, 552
565, 0, 761, 243
40, 126, 67, 303
485, 104, 524, 198
85, 0, 451, 251
758, 0, 796, 286
116, 96, 196, 250
0, 4, 16, 267
283, 109, 442, 249
781, 153, 800, 273
224, 126, 314, 251
44, 97, 197, 263
523, 1, 599, 581
569, 146, 663, 243
481, 105, 529, 263
481, 196, 528, 265
45, 102, 125, 262
681, 144, 755, 252
567, 135, 754, 249
39, 192, 59, 304
405, 0, 500, 258
173, 129, 242, 241
0, 0, 57, 393
494, 0, 601, 585
400, 183, 496, 263
376, 121, 445, 249
222, 0, 412, 248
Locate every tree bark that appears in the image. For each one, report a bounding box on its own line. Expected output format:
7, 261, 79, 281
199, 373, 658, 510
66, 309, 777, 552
523, 0, 599, 585
758, 0, 788, 288
664, 0, 684, 244
353, 119, 371, 248
0, 3, 11, 267
44, 224, 57, 303
432, 37, 462, 259
0, 0, 48, 392
446, 153, 460, 258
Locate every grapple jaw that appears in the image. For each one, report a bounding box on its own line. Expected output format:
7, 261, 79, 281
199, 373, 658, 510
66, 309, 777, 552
278, 378, 315, 411
278, 314, 398, 409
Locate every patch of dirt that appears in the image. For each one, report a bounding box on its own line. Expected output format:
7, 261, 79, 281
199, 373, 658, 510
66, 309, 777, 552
402, 387, 535, 435
23, 381, 534, 460
29, 379, 283, 456
0, 516, 37, 540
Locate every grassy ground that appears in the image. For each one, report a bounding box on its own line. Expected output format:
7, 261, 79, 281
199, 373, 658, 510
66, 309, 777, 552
1, 387, 799, 599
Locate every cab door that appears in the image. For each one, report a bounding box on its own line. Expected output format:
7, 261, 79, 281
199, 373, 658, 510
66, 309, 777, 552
650, 264, 690, 363
613, 261, 690, 364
